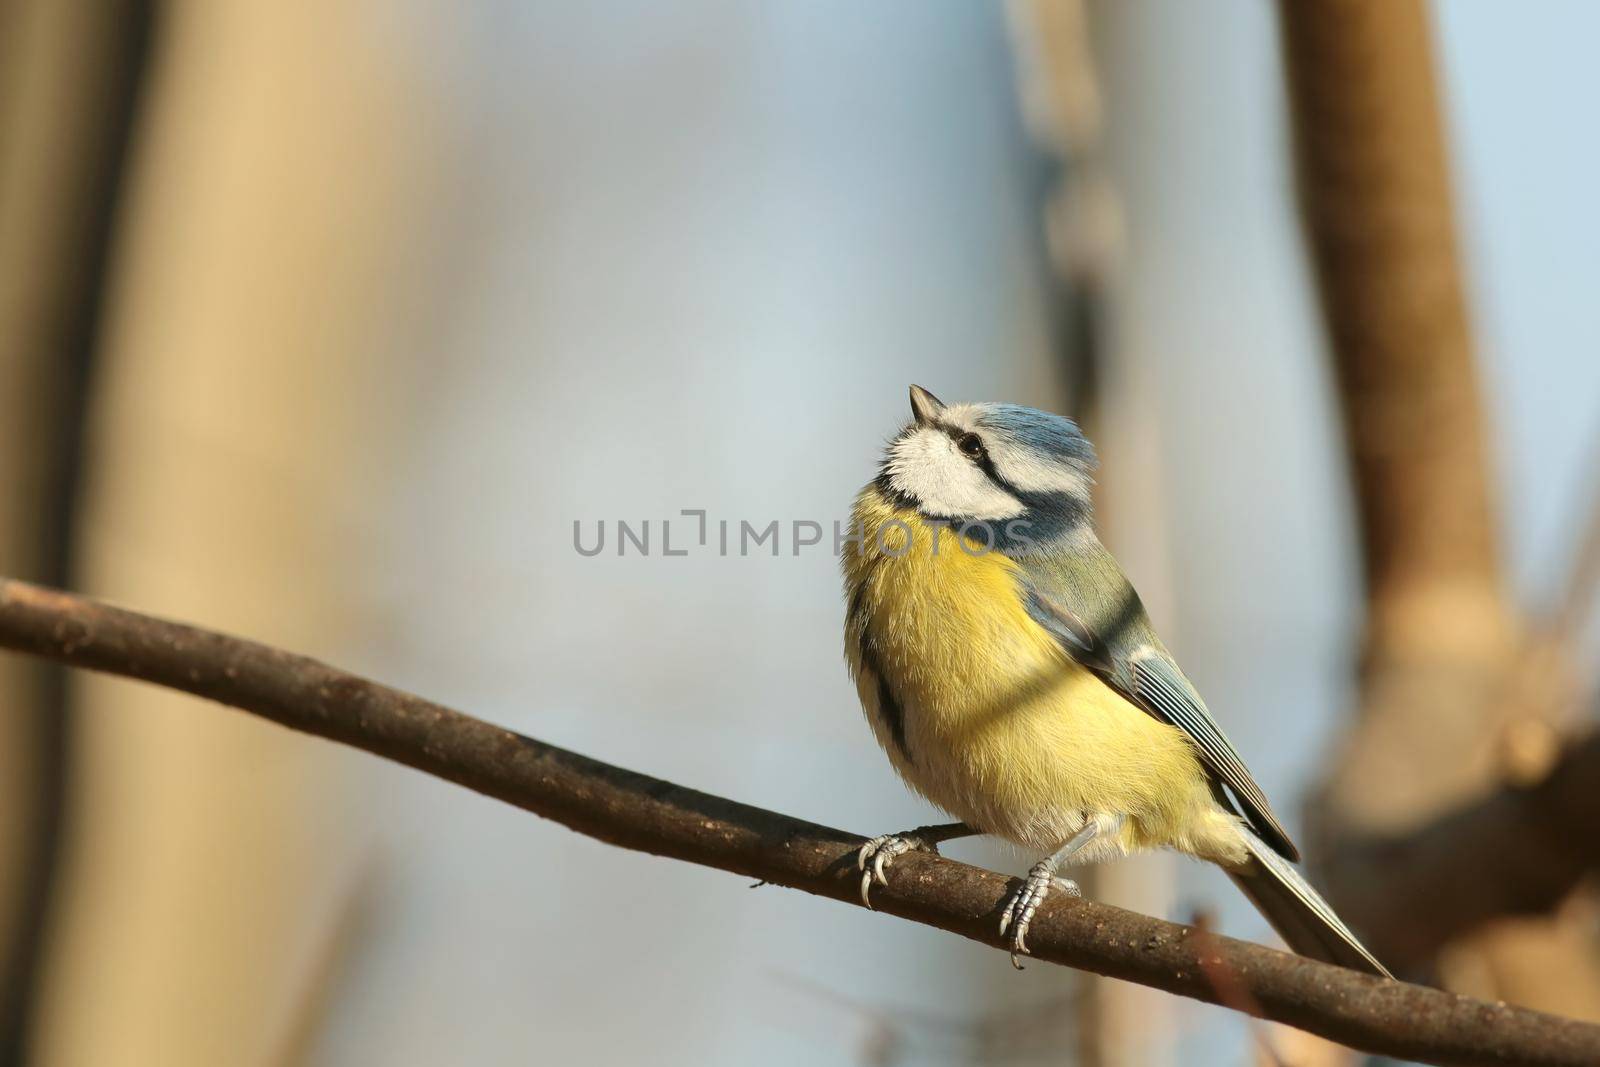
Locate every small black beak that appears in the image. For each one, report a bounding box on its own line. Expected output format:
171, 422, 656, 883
909, 384, 946, 426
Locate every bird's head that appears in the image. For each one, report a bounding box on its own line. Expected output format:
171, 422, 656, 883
875, 385, 1097, 551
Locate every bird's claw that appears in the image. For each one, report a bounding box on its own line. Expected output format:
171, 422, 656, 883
856, 833, 938, 908
998, 863, 1081, 968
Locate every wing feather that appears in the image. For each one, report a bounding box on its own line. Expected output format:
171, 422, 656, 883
1023, 581, 1299, 862
1130, 655, 1297, 861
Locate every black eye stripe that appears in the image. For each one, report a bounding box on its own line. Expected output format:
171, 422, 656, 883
939, 425, 985, 457
937, 423, 1025, 496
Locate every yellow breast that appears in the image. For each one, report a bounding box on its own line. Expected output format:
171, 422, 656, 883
843, 487, 1223, 857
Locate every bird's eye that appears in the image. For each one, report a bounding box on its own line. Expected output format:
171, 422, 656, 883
956, 433, 985, 458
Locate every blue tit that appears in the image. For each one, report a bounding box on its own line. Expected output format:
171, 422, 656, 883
842, 385, 1389, 975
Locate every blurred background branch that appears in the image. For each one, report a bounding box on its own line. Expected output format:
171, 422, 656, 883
1281, 0, 1600, 1010
1330, 726, 1600, 965
2, 576, 1600, 1067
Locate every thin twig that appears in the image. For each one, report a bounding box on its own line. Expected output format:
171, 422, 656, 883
0, 578, 1597, 1067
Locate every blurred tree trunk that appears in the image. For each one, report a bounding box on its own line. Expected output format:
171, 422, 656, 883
0, 0, 153, 1061
20, 3, 437, 1063
1280, 0, 1600, 1017
1008, 3, 1176, 1064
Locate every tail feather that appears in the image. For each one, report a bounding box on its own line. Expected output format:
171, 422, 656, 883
1227, 827, 1392, 978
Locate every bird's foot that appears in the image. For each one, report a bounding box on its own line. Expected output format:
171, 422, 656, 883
998, 861, 1081, 969
856, 832, 941, 908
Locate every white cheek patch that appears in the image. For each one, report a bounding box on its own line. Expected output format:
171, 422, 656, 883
885, 428, 1024, 520
985, 436, 1093, 497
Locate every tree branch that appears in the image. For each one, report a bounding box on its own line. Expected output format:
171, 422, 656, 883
1, 578, 1597, 1067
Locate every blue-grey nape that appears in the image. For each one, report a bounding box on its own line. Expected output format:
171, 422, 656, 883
976, 404, 1098, 472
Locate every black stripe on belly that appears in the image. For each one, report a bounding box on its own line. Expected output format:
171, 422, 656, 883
873, 667, 908, 761
848, 583, 910, 763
